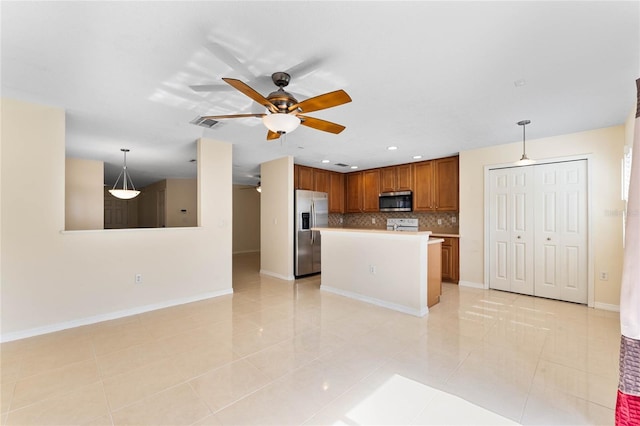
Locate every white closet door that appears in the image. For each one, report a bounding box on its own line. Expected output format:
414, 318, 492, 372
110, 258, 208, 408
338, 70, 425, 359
489, 170, 511, 291
489, 167, 534, 295
534, 160, 588, 303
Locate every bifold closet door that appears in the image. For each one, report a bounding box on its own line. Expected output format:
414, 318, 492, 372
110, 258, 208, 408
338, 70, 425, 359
488, 167, 535, 295
489, 160, 588, 303
534, 160, 588, 303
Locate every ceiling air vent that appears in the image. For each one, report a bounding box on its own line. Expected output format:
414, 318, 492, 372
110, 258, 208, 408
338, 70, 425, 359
334, 163, 350, 167
190, 116, 219, 128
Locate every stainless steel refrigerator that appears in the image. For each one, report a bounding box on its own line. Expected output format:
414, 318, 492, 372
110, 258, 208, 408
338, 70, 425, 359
294, 189, 328, 277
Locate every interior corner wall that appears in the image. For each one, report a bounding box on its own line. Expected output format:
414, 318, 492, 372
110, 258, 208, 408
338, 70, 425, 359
65, 157, 104, 230
0, 98, 233, 341
260, 156, 294, 280
232, 184, 261, 254
459, 125, 626, 308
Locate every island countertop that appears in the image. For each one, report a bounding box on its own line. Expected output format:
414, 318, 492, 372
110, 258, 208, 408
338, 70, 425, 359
315, 227, 443, 317
313, 227, 433, 237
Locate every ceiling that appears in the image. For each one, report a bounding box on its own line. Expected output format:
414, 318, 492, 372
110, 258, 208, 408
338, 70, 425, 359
2, 1, 638, 187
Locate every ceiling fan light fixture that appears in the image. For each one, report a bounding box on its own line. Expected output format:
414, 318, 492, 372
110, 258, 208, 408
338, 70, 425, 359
262, 113, 300, 134
514, 119, 536, 166
109, 148, 141, 200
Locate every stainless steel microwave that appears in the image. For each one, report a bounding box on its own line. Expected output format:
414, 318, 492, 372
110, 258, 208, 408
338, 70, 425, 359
379, 191, 412, 212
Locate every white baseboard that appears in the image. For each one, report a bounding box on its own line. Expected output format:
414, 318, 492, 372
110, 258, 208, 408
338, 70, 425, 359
459, 280, 486, 289
593, 302, 620, 312
0, 288, 234, 343
321, 285, 428, 317
259, 269, 294, 281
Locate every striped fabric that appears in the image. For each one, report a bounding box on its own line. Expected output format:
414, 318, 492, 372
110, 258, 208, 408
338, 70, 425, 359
616, 78, 640, 426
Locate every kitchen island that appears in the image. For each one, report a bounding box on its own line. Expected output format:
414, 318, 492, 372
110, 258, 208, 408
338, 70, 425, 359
314, 228, 443, 317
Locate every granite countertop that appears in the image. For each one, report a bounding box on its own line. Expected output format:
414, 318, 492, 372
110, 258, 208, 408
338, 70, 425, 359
325, 225, 460, 238
314, 227, 432, 236
425, 229, 460, 238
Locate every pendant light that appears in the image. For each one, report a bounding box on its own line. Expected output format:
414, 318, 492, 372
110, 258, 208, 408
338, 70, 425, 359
109, 148, 141, 200
514, 119, 535, 166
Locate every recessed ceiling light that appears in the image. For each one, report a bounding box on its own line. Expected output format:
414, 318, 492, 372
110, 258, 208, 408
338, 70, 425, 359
412, 155, 422, 159
321, 159, 330, 163
350, 165, 358, 169
387, 146, 398, 151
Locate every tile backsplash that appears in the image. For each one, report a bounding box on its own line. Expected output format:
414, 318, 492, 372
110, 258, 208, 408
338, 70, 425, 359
328, 211, 458, 231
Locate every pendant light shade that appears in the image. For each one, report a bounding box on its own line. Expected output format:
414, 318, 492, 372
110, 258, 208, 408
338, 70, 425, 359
514, 120, 536, 166
262, 113, 300, 134
109, 148, 141, 200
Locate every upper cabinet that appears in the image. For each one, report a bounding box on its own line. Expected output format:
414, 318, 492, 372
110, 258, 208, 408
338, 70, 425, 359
362, 169, 380, 212
328, 172, 345, 213
313, 169, 330, 193
295, 165, 314, 190
345, 172, 363, 213
294, 165, 344, 213
346, 169, 380, 212
380, 164, 413, 193
413, 156, 459, 212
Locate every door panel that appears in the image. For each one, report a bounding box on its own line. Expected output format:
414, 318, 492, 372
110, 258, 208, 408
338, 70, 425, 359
489, 167, 533, 294
533, 160, 587, 303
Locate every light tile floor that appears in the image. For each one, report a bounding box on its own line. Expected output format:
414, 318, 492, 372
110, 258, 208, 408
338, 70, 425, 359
1, 253, 619, 425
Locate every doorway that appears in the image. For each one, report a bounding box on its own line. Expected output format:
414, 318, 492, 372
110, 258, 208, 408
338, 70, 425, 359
487, 159, 589, 304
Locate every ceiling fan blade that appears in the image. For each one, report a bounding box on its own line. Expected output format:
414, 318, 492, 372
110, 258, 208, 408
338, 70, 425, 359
267, 130, 280, 140
298, 115, 346, 134
289, 89, 352, 113
201, 113, 265, 119
222, 78, 277, 112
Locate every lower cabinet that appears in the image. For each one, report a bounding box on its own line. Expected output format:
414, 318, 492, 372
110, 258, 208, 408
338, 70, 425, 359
427, 242, 442, 308
440, 237, 459, 283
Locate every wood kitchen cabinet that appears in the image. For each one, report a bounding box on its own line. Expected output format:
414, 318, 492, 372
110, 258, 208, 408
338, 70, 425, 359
413, 156, 459, 212
441, 236, 459, 283
295, 165, 314, 190
380, 164, 413, 193
428, 241, 443, 307
345, 172, 363, 212
313, 169, 330, 193
362, 169, 380, 212
328, 172, 345, 213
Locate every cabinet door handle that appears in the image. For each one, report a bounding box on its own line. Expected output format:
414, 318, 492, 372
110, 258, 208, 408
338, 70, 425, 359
547, 237, 551, 241
517, 235, 521, 239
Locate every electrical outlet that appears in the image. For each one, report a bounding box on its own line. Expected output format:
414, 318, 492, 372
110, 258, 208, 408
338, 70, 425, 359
369, 265, 376, 274
451, 217, 457, 223
437, 219, 442, 225
135, 274, 143, 284
600, 272, 608, 281
339, 217, 343, 224
372, 218, 376, 224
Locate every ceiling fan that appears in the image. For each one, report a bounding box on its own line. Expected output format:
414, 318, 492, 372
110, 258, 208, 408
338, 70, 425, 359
196, 72, 352, 140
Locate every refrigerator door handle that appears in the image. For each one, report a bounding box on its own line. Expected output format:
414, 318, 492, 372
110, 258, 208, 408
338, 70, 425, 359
310, 201, 315, 244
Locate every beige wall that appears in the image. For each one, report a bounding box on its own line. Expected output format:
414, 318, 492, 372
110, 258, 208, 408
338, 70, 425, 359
260, 156, 294, 280
65, 157, 104, 230
233, 184, 261, 254
137, 179, 165, 228
459, 125, 626, 308
1, 98, 233, 340
166, 179, 197, 227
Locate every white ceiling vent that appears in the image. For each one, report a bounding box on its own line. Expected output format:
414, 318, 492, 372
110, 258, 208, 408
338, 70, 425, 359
190, 116, 219, 128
